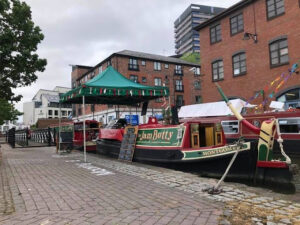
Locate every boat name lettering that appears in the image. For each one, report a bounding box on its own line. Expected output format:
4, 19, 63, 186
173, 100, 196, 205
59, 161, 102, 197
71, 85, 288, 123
202, 145, 242, 156
138, 129, 174, 141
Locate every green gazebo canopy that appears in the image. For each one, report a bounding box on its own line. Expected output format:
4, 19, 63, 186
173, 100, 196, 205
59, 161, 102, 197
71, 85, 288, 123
60, 66, 169, 105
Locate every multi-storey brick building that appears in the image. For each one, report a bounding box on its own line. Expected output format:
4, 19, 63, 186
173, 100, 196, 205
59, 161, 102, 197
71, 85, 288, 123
71, 50, 201, 123
195, 0, 300, 109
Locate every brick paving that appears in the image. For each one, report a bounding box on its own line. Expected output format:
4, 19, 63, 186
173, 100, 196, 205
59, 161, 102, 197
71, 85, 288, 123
0, 144, 223, 225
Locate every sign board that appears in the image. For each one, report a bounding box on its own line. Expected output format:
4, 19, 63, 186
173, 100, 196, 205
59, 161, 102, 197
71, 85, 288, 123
118, 126, 139, 162
136, 126, 185, 147
125, 115, 139, 125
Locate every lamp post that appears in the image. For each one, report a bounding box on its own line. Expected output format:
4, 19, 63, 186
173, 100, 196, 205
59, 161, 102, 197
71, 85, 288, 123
243, 32, 258, 43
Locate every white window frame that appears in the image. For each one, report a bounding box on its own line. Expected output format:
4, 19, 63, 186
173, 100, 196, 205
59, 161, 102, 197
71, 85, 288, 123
154, 62, 161, 71
221, 120, 239, 134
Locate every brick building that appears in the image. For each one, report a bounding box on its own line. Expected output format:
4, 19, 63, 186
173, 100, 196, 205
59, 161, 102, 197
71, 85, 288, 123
195, 0, 300, 109
71, 50, 201, 123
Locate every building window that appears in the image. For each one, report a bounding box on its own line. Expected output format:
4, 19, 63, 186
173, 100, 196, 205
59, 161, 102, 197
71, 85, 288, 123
48, 110, 52, 116
175, 80, 184, 92
232, 52, 247, 76
99, 66, 103, 74
276, 88, 300, 109
107, 60, 111, 66
155, 98, 163, 103
91, 71, 95, 79
212, 60, 224, 81
230, 13, 244, 35
210, 23, 221, 44
142, 77, 147, 83
176, 95, 184, 107
154, 78, 162, 86
194, 81, 201, 90
175, 65, 183, 75
165, 64, 169, 69
128, 58, 139, 71
154, 62, 161, 71
62, 111, 67, 117
78, 107, 82, 116
266, 0, 285, 20
269, 38, 289, 67
195, 96, 202, 104
54, 110, 58, 116
129, 75, 138, 83
141, 60, 146, 66
194, 67, 200, 76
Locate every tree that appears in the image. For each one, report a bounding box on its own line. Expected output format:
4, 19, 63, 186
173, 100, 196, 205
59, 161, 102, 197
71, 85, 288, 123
180, 52, 200, 64
0, 99, 22, 125
0, 0, 47, 102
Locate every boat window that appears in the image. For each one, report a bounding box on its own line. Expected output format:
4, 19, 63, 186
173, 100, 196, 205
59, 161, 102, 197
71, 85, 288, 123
278, 118, 300, 134
221, 120, 239, 134
74, 123, 83, 131
89, 123, 98, 129
105, 119, 127, 129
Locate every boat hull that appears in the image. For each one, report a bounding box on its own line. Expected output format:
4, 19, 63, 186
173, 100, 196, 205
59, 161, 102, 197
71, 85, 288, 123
226, 138, 300, 156
96, 139, 293, 186
73, 140, 97, 151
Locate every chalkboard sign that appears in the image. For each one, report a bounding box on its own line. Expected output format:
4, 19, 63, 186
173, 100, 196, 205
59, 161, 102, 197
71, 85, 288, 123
118, 126, 138, 162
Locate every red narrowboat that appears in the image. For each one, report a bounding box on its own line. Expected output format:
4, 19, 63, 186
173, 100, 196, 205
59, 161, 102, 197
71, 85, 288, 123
73, 120, 99, 151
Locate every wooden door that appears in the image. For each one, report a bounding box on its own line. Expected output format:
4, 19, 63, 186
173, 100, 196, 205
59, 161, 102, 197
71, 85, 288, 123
205, 127, 214, 147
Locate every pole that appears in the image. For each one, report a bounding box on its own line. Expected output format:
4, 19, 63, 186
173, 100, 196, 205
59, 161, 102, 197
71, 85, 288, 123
83, 96, 87, 163
129, 106, 132, 125
58, 103, 61, 153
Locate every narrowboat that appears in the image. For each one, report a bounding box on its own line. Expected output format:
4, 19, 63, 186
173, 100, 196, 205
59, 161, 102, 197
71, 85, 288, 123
179, 103, 300, 156
219, 110, 300, 156
97, 115, 293, 185
73, 120, 99, 151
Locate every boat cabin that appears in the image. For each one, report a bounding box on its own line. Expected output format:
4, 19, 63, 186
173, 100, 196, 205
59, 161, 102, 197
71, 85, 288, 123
183, 119, 225, 149
73, 120, 99, 150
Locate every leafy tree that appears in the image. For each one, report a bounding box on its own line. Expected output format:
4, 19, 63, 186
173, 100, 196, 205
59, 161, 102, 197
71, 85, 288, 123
0, 99, 22, 125
180, 52, 200, 64
0, 0, 47, 102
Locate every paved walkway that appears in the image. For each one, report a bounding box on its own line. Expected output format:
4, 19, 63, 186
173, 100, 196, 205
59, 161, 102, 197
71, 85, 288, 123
0, 145, 223, 225
1, 145, 300, 224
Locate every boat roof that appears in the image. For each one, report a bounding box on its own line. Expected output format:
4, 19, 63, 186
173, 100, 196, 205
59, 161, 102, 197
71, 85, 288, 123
178, 99, 254, 118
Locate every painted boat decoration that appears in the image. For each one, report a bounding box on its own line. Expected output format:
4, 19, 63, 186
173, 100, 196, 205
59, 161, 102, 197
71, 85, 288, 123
210, 111, 300, 156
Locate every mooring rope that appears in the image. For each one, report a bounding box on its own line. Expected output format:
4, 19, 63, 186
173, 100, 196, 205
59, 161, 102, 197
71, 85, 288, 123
275, 119, 291, 164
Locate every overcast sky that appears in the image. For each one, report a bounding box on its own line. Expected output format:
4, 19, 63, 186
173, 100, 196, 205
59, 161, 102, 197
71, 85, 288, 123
15, 0, 240, 121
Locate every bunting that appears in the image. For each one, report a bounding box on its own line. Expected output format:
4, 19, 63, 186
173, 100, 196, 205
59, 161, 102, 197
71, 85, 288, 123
246, 61, 299, 109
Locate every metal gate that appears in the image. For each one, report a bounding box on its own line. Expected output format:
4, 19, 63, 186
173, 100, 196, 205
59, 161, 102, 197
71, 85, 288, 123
7, 127, 56, 148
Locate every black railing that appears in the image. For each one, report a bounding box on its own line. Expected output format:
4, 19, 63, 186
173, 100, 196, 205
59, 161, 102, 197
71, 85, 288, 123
175, 85, 184, 92
128, 64, 139, 71
7, 127, 56, 148
174, 69, 183, 76
7, 128, 15, 148
15, 128, 29, 147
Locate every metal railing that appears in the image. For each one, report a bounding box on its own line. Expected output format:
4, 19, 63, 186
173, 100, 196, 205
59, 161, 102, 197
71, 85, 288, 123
7, 127, 56, 148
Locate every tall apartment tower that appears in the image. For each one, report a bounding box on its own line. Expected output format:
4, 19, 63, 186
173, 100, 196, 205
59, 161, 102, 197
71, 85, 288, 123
174, 4, 225, 55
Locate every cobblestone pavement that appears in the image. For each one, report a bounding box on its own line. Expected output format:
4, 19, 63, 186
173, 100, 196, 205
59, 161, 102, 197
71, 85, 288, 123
1, 145, 300, 224
0, 145, 223, 225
